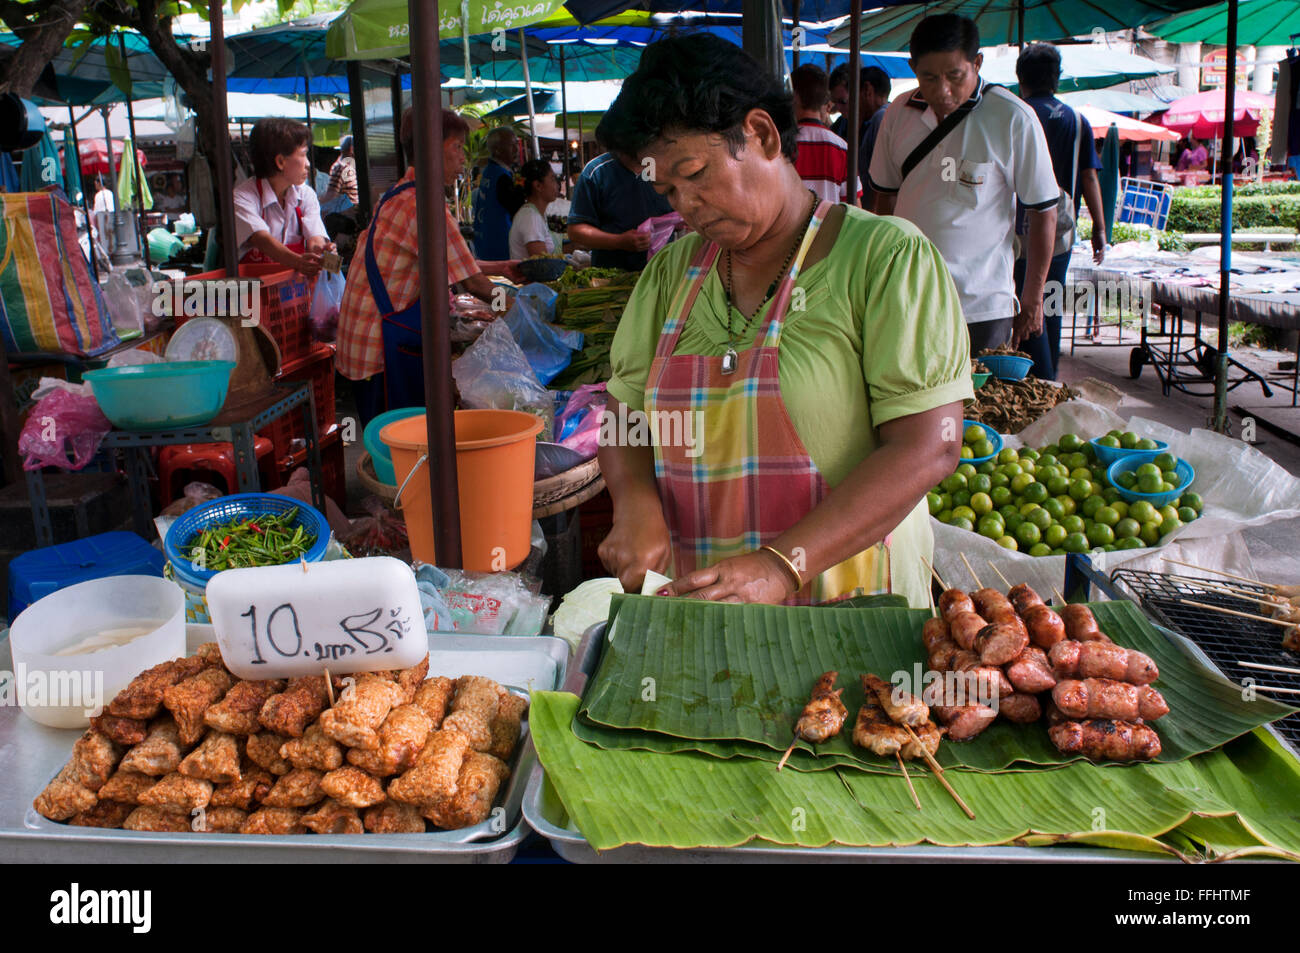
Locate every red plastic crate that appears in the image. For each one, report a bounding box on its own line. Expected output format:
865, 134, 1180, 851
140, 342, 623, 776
180, 263, 314, 365
259, 343, 337, 465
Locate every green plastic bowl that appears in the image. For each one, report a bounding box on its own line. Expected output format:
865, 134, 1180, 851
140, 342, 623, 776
972, 371, 991, 389
85, 361, 235, 430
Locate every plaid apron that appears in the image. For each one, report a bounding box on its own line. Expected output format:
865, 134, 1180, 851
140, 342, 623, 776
645, 200, 889, 605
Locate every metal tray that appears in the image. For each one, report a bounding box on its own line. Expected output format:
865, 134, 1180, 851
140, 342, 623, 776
521, 614, 1298, 864
0, 626, 568, 864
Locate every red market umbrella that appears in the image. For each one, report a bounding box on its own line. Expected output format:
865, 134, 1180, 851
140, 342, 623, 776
1077, 105, 1180, 143
77, 138, 145, 178
1159, 87, 1273, 139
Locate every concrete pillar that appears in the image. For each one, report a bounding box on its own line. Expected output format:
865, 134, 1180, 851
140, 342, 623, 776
1176, 41, 1201, 92
1255, 45, 1285, 92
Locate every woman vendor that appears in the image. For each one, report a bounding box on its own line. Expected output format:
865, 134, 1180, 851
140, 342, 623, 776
336, 108, 523, 427
232, 118, 333, 276
596, 35, 974, 608
508, 159, 570, 260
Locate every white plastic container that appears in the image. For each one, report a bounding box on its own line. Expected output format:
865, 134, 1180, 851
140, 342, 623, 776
9, 576, 185, 729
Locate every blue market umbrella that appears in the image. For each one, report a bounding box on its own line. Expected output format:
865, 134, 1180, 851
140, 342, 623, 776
18, 130, 63, 192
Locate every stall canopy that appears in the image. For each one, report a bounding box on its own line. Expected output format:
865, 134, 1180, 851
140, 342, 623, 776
131, 92, 349, 124
0, 30, 168, 105
1059, 89, 1168, 115
1150, 0, 1300, 45
1159, 87, 1273, 138
225, 13, 347, 95
1076, 105, 1181, 141
979, 44, 1176, 92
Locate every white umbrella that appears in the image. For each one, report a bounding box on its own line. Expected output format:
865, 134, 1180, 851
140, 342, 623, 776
130, 92, 348, 123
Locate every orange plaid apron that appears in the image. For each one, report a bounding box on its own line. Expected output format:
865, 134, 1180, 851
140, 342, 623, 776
644, 200, 889, 605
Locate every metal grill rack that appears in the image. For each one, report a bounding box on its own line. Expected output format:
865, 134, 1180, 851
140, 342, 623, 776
1111, 568, 1300, 750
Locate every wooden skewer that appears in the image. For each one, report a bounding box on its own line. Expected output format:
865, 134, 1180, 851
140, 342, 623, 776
1053, 587, 1067, 604
902, 726, 975, 819
1180, 600, 1296, 629
1236, 660, 1300, 677
324, 668, 335, 707
777, 737, 799, 772
987, 561, 1013, 589
1162, 558, 1275, 590
1163, 574, 1276, 604
959, 552, 982, 589
1250, 684, 1300, 695
897, 753, 922, 811
922, 555, 948, 592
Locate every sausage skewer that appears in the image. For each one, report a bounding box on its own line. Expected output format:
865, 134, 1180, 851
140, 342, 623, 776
778, 671, 847, 771
959, 552, 983, 588
986, 561, 1012, 589
1236, 660, 1300, 676
901, 724, 975, 819
896, 753, 921, 811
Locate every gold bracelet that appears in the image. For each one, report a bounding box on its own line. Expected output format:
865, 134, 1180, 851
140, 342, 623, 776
760, 545, 803, 592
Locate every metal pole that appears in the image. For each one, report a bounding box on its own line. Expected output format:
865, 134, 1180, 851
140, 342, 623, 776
209, 2, 239, 278
304, 71, 314, 186
560, 44, 569, 196
519, 28, 540, 160
391, 69, 405, 174
1212, 0, 1239, 434
67, 105, 98, 281
118, 32, 151, 269
1017, 0, 1025, 51
847, 0, 862, 208
409, 0, 462, 567
792, 0, 801, 68
349, 60, 373, 222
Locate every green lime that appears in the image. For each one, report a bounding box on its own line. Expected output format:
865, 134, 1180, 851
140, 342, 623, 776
939, 492, 953, 511
1110, 500, 1129, 519
1115, 518, 1141, 539
1061, 514, 1086, 535
1095, 505, 1120, 527
1136, 462, 1161, 479
998, 504, 1020, 521
1137, 473, 1163, 494
1087, 523, 1115, 546
1010, 473, 1034, 495
973, 439, 997, 459
1180, 492, 1204, 514
957, 463, 978, 480
941, 473, 967, 493
1120, 431, 1140, 449
950, 517, 974, 532
970, 492, 994, 516
1022, 481, 1049, 504
999, 463, 1024, 478
970, 473, 992, 494
1043, 498, 1066, 521
1041, 444, 1061, 457
977, 515, 1005, 540
1058, 433, 1084, 452
1081, 442, 1097, 461
963, 424, 985, 444
1159, 481, 1176, 493
1069, 467, 1093, 482
1080, 495, 1105, 519
1019, 460, 1037, 477
1154, 452, 1178, 472
1139, 521, 1162, 545
1044, 524, 1068, 548
1116, 470, 1138, 490
1098, 435, 1121, 448
1159, 505, 1179, 523
1046, 475, 1070, 497
1129, 500, 1158, 524
1102, 487, 1121, 504
1005, 513, 1025, 533
1063, 532, 1089, 553
1117, 537, 1145, 550
1015, 522, 1042, 546
996, 536, 1018, 551
1037, 453, 1059, 468
1159, 514, 1182, 535
1029, 543, 1052, 557
927, 492, 943, 515
991, 472, 1010, 489
1065, 452, 1090, 470
952, 505, 977, 523
1177, 506, 1197, 523
997, 448, 1020, 464
960, 445, 974, 459
937, 510, 953, 523
977, 460, 997, 474
1068, 478, 1093, 501
991, 486, 1013, 507
1028, 508, 1053, 530
952, 489, 972, 508
1136, 438, 1159, 450
1055, 495, 1077, 516
1020, 449, 1040, 461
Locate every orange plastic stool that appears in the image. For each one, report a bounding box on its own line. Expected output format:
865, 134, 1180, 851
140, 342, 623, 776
158, 437, 277, 504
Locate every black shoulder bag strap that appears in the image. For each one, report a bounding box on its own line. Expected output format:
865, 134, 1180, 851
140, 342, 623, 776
900, 84, 999, 183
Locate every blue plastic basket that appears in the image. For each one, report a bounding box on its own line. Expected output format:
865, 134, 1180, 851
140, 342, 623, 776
1106, 454, 1196, 508
1089, 436, 1169, 467
163, 493, 330, 589
962, 419, 1003, 464
980, 354, 1033, 381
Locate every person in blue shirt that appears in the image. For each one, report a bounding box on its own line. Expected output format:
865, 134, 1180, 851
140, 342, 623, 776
567, 147, 673, 271
472, 127, 518, 260
1014, 43, 1107, 377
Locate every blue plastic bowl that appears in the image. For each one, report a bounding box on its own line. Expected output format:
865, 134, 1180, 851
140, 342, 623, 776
163, 493, 330, 589
1106, 453, 1196, 507
85, 361, 235, 430
363, 407, 423, 485
980, 354, 1033, 381
961, 419, 1003, 464
1090, 436, 1169, 467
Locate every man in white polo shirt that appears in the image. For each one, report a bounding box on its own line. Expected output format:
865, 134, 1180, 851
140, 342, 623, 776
869, 14, 1058, 354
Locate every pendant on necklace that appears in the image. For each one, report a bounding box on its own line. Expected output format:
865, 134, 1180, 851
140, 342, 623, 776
721, 348, 738, 375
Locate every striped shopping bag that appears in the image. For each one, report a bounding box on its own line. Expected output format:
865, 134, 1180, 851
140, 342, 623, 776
0, 191, 119, 357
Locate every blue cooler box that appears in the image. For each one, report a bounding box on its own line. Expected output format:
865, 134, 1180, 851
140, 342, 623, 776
7, 531, 165, 622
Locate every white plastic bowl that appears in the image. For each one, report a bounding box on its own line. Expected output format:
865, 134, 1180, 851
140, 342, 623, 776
10, 576, 185, 729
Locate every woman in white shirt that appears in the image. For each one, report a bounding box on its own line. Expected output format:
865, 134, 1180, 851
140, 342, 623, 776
508, 159, 568, 260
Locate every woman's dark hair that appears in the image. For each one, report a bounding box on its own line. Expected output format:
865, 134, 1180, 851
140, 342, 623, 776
910, 13, 981, 62
1016, 43, 1062, 95
249, 117, 311, 178
504, 158, 553, 214
597, 34, 798, 163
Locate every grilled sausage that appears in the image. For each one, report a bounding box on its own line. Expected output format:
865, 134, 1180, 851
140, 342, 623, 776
998, 693, 1043, 724
949, 610, 987, 651
938, 589, 976, 621
1049, 718, 1162, 761
1005, 645, 1058, 694
971, 588, 1013, 618
1059, 604, 1111, 643
933, 704, 998, 741
1022, 603, 1068, 650
927, 640, 962, 673
975, 622, 1029, 667
1052, 678, 1169, 721
921, 617, 952, 654
1008, 583, 1045, 616
1048, 640, 1160, 685
951, 654, 1015, 700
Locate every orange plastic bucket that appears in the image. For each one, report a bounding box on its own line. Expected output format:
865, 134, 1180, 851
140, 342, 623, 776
380, 410, 543, 571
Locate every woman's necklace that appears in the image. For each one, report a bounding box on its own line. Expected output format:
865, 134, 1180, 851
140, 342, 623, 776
721, 189, 817, 375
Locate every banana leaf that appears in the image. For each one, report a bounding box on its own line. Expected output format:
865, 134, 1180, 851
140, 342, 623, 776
578, 596, 1295, 772
534, 691, 1300, 857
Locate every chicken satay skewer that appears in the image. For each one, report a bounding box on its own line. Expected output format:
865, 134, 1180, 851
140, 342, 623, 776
1250, 684, 1300, 695
986, 561, 1013, 589
778, 672, 847, 772
901, 725, 975, 819
1236, 660, 1300, 676
897, 753, 921, 811
1163, 574, 1280, 604
1180, 600, 1297, 629
959, 552, 983, 589
1161, 558, 1278, 590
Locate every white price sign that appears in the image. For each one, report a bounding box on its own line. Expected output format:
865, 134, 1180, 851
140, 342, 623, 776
206, 557, 426, 679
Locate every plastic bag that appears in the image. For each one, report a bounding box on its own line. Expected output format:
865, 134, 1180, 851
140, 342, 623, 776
19, 387, 112, 471
436, 567, 550, 635
339, 495, 410, 557
452, 319, 554, 440
556, 383, 607, 460
101, 272, 145, 335
637, 211, 686, 259
310, 270, 344, 343
503, 283, 583, 385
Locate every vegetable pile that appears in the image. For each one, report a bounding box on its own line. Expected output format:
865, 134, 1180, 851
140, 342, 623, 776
550, 269, 640, 389
188, 507, 317, 571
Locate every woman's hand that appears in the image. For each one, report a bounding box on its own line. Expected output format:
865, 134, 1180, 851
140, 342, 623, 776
664, 550, 797, 605
598, 505, 672, 593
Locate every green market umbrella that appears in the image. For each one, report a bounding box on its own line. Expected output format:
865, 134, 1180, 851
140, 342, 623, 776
326, 0, 576, 59
62, 129, 84, 203
115, 135, 152, 211
1099, 122, 1120, 244
18, 130, 63, 193
1150, 0, 1300, 45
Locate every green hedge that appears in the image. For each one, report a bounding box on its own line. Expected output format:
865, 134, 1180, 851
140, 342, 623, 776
1167, 194, 1300, 232
1174, 181, 1300, 200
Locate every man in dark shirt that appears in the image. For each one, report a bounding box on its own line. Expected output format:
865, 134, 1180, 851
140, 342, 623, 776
829, 64, 891, 207
567, 149, 673, 271
1014, 43, 1107, 379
